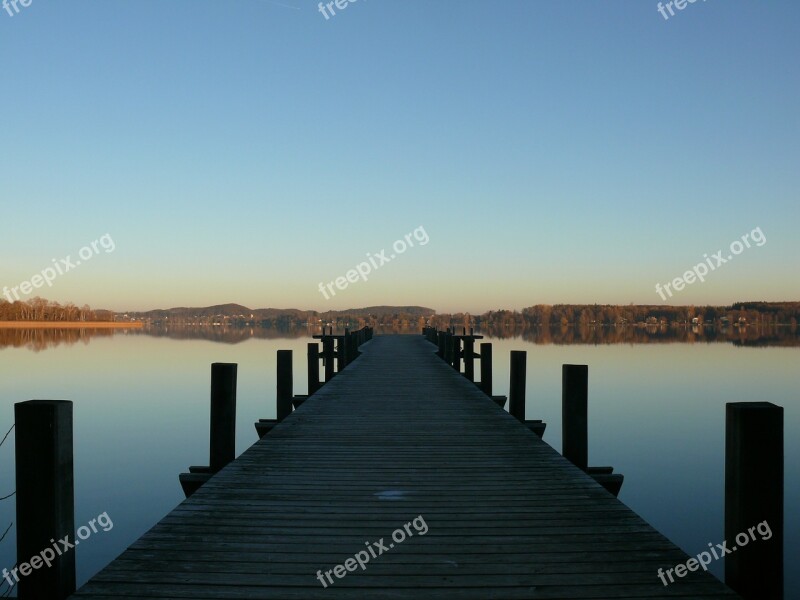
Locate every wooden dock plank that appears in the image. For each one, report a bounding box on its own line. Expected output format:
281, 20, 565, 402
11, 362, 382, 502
71, 335, 738, 599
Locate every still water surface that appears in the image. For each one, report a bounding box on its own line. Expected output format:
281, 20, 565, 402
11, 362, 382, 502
0, 329, 796, 595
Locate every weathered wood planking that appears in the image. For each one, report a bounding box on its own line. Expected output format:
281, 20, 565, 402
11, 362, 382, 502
71, 335, 739, 599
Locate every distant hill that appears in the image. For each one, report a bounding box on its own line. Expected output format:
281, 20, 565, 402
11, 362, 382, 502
120, 305, 436, 325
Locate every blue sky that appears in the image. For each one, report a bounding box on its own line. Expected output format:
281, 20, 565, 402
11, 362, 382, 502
1, 1, 798, 312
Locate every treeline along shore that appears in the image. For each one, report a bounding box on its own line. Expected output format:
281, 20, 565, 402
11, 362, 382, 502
2, 298, 798, 331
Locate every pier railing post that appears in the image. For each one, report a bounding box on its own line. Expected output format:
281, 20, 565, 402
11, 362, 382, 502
725, 402, 783, 600
15, 400, 76, 600
209, 363, 237, 473
562, 364, 588, 471
480, 343, 492, 395
277, 350, 293, 421
508, 351, 526, 421
463, 336, 475, 382
308, 343, 320, 395
437, 332, 445, 358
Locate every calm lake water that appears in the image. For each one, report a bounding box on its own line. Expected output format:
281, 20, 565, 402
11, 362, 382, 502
0, 328, 797, 596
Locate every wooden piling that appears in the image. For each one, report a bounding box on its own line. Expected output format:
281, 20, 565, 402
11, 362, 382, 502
209, 363, 237, 473
277, 350, 293, 421
308, 343, 320, 395
463, 336, 475, 382
348, 331, 355, 360
508, 351, 526, 421
725, 402, 783, 600
562, 364, 588, 471
480, 343, 492, 395
451, 336, 461, 371
322, 336, 335, 381
14, 400, 76, 600
337, 332, 348, 370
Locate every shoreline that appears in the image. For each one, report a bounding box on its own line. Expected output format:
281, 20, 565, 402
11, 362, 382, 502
0, 322, 143, 329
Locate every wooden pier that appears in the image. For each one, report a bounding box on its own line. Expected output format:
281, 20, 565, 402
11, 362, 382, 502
64, 333, 744, 599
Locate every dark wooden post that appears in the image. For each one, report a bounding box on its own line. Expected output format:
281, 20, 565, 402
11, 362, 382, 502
308, 343, 320, 395
463, 336, 475, 381
508, 351, 526, 421
725, 402, 783, 599
322, 336, 335, 381
443, 332, 451, 364
452, 336, 461, 371
338, 332, 348, 370
437, 332, 445, 358
15, 400, 76, 600
209, 363, 237, 473
277, 350, 293, 421
562, 364, 588, 471
480, 343, 492, 395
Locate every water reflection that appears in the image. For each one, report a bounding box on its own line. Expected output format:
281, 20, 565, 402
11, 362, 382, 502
0, 327, 116, 352
481, 323, 800, 346
0, 323, 797, 352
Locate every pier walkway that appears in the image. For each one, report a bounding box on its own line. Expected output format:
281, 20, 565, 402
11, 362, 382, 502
72, 335, 738, 599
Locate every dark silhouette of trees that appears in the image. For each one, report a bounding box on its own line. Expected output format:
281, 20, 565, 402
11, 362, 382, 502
0, 298, 100, 321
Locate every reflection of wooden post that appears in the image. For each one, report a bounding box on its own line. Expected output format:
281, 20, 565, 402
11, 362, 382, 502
463, 337, 475, 381
508, 351, 526, 421
209, 363, 237, 473
562, 365, 588, 471
308, 343, 320, 394
15, 400, 76, 600
725, 402, 783, 600
480, 343, 492, 395
277, 350, 293, 421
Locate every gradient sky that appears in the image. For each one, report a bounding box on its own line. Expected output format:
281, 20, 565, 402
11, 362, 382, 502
1, 1, 798, 313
